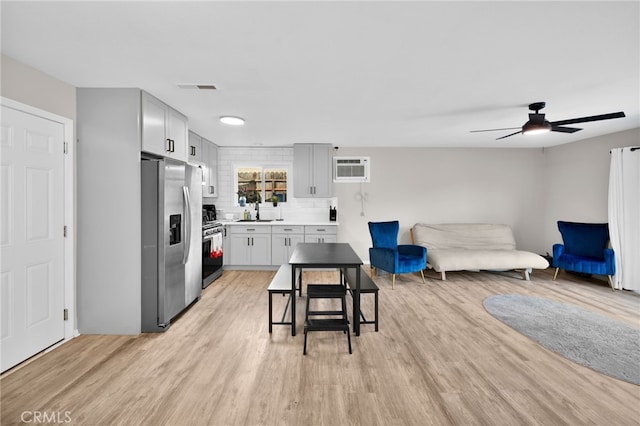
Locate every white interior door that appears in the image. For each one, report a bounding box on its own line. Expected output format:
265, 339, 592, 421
1, 105, 65, 372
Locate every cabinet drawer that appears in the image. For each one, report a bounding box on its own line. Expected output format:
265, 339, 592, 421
230, 225, 271, 234
304, 225, 337, 235
272, 225, 305, 234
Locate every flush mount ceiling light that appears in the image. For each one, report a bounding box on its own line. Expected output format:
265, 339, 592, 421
219, 116, 245, 126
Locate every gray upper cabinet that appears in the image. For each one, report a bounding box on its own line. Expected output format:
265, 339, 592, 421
188, 130, 203, 164
202, 137, 219, 197
141, 91, 188, 162
293, 143, 333, 198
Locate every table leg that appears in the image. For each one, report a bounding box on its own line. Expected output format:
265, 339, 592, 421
354, 266, 361, 336
291, 266, 296, 336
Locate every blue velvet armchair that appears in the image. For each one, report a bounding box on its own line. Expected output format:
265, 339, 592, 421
368, 221, 427, 289
552, 221, 615, 290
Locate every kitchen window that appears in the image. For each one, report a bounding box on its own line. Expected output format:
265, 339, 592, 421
235, 166, 289, 205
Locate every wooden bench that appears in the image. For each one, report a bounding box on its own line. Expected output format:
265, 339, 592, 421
342, 267, 379, 332
268, 264, 296, 333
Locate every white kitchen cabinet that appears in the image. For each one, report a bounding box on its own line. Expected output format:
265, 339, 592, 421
188, 130, 203, 164
293, 143, 333, 198
271, 225, 305, 265
228, 226, 271, 266
202, 138, 219, 197
304, 225, 337, 243
141, 91, 188, 162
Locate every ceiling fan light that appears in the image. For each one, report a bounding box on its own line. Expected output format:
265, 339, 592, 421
220, 116, 245, 126
522, 120, 551, 135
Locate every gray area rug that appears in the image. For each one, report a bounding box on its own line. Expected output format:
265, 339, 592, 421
483, 294, 640, 385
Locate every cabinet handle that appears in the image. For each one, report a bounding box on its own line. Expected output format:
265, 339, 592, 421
166, 139, 171, 152
317, 228, 325, 232
251, 237, 254, 246
247, 237, 250, 246
284, 228, 293, 231
209, 185, 214, 194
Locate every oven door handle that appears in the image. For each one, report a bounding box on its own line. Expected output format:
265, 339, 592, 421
203, 234, 215, 242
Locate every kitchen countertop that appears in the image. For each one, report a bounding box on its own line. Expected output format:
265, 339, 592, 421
221, 220, 339, 226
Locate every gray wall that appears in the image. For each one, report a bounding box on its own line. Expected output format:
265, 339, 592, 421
542, 128, 640, 252
76, 89, 142, 334
1, 54, 76, 119
333, 147, 546, 261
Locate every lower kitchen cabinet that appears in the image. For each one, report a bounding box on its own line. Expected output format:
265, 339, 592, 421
271, 225, 304, 265
228, 226, 271, 266
225, 223, 338, 267
304, 225, 337, 243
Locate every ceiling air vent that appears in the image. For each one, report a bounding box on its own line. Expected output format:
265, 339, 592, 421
177, 84, 217, 90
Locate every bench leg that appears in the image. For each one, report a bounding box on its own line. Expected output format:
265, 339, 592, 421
392, 274, 396, 290
420, 269, 425, 283
268, 292, 273, 333
303, 330, 308, 355
553, 267, 560, 281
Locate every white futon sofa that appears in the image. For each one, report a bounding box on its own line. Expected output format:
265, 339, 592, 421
410, 223, 549, 280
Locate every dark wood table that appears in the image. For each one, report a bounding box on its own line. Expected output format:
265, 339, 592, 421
288, 243, 364, 336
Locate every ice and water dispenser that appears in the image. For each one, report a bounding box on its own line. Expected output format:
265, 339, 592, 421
169, 214, 181, 245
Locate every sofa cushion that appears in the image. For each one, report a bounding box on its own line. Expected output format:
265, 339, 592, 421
412, 223, 516, 250
427, 249, 549, 272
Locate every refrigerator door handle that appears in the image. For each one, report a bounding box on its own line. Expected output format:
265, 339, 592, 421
182, 186, 191, 264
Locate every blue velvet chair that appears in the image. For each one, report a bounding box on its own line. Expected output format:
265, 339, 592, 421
552, 221, 615, 290
368, 221, 427, 289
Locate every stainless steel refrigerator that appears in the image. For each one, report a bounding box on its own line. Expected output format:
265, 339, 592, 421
141, 158, 202, 332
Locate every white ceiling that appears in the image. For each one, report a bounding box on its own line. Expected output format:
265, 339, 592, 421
2, 1, 638, 148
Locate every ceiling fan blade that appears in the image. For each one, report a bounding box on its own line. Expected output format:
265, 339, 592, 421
470, 127, 521, 133
496, 130, 522, 140
551, 111, 625, 126
551, 126, 582, 134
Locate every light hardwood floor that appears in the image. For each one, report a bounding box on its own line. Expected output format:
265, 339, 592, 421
2, 268, 639, 425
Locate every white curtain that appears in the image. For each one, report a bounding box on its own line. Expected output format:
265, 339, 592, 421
608, 147, 640, 291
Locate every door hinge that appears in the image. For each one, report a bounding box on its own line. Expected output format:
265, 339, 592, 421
64, 142, 68, 154
64, 225, 67, 237
64, 308, 69, 321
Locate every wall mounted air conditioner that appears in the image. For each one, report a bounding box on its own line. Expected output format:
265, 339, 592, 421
333, 156, 370, 183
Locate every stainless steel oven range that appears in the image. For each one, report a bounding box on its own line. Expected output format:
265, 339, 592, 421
202, 221, 223, 288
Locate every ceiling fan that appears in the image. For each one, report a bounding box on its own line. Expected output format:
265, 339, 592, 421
471, 102, 626, 140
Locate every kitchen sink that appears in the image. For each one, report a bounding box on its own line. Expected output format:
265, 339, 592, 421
236, 219, 273, 222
